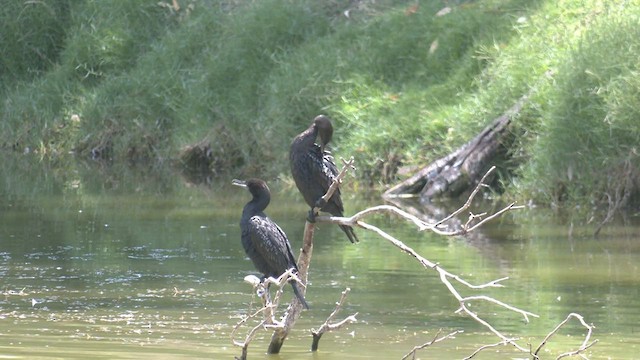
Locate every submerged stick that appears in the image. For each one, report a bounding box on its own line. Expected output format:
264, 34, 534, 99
311, 288, 358, 351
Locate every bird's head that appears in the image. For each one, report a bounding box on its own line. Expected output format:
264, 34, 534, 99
232, 178, 271, 200
313, 115, 334, 151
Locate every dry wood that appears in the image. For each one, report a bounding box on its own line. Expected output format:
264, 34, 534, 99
311, 288, 358, 351
383, 94, 529, 201
232, 157, 596, 359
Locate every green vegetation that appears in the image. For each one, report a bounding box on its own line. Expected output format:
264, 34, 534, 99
1, 0, 639, 211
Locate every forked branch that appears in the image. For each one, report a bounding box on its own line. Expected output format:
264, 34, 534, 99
231, 270, 300, 360
315, 164, 594, 358
402, 329, 464, 360
533, 313, 597, 359
311, 287, 358, 351
232, 158, 595, 359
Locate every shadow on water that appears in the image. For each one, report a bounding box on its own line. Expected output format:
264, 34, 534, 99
0, 154, 639, 359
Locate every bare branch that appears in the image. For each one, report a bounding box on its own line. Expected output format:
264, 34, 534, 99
312, 156, 355, 217
458, 295, 538, 322
311, 288, 358, 351
462, 339, 516, 360
316, 168, 564, 358
402, 329, 463, 360
533, 312, 598, 359
433, 165, 498, 228
351, 219, 537, 354
232, 159, 596, 359
267, 218, 315, 353
232, 270, 302, 358
317, 201, 524, 237
464, 202, 525, 233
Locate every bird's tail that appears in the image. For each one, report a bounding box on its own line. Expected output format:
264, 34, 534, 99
291, 282, 310, 309
339, 224, 359, 243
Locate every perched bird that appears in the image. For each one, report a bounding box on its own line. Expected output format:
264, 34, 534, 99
289, 115, 359, 243
232, 178, 309, 309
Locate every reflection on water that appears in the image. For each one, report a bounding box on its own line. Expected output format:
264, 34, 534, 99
0, 156, 639, 359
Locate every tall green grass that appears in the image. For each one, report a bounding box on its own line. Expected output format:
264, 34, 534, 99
1, 0, 640, 210
0, 1, 70, 84
516, 3, 640, 208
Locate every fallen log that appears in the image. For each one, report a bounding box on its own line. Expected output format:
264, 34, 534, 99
383, 94, 528, 202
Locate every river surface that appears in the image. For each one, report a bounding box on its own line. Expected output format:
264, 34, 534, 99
0, 157, 638, 359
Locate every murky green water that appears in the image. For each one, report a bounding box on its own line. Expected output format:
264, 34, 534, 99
0, 157, 638, 359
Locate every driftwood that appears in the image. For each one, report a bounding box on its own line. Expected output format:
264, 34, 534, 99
232, 159, 596, 359
383, 94, 529, 202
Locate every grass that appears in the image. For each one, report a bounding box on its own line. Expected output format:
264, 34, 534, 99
516, 2, 640, 208
1, 0, 640, 211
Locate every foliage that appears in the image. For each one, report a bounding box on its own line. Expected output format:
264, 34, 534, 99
510, 2, 640, 208
0, 0, 71, 84
1, 0, 640, 210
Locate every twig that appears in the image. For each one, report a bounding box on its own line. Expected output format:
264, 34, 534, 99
267, 214, 316, 353
311, 288, 358, 351
402, 329, 463, 360
462, 339, 515, 360
231, 270, 299, 358
315, 167, 601, 358
433, 166, 497, 228
267, 156, 357, 354
312, 156, 355, 217
351, 219, 537, 354
533, 312, 598, 359
318, 201, 524, 237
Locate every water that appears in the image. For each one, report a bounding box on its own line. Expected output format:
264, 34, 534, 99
0, 157, 638, 359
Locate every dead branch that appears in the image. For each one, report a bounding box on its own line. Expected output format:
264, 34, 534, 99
348, 219, 538, 355
311, 287, 358, 351
533, 312, 598, 360
324, 167, 524, 237
231, 270, 300, 359
462, 339, 516, 360
232, 157, 596, 359
312, 157, 356, 217
315, 165, 594, 358
402, 329, 463, 360
267, 156, 357, 354
266, 217, 314, 352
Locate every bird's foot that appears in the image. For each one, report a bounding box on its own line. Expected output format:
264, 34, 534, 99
307, 209, 318, 223
314, 197, 328, 210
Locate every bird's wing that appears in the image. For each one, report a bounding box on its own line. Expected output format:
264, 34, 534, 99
273, 221, 299, 269
248, 216, 295, 277
310, 145, 341, 192
321, 148, 345, 212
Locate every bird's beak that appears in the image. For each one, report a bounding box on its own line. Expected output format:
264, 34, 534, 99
231, 179, 247, 188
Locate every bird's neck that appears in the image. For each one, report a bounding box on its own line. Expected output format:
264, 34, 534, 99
294, 125, 318, 148
243, 196, 269, 217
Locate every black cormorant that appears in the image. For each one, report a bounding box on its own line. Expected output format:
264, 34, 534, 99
232, 178, 309, 309
289, 115, 359, 243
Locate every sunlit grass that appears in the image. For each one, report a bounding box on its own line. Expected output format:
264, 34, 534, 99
1, 0, 640, 209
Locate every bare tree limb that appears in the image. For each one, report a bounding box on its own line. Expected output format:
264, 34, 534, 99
231, 270, 300, 359
267, 234, 312, 353
533, 312, 598, 360
351, 219, 537, 355
315, 166, 598, 358
402, 329, 464, 360
312, 156, 356, 218
432, 165, 498, 228
267, 157, 357, 354
462, 339, 516, 360
232, 158, 596, 359
311, 287, 358, 351
233, 157, 359, 357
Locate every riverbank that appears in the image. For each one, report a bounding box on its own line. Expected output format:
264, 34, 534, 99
2, 0, 639, 211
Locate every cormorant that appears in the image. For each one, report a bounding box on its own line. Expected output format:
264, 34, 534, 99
232, 178, 309, 309
289, 115, 359, 243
